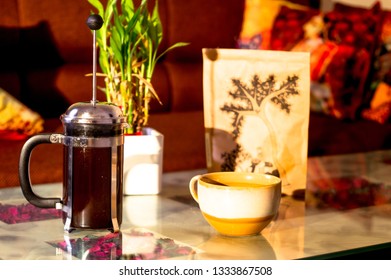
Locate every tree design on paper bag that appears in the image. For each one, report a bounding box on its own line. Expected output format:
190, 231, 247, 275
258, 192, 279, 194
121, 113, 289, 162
220, 74, 300, 179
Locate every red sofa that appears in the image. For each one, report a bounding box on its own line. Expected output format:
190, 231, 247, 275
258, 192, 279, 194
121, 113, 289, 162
1, 0, 391, 188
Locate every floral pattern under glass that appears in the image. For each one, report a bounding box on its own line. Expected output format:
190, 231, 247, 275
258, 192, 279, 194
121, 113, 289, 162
0, 203, 61, 224
48, 229, 195, 260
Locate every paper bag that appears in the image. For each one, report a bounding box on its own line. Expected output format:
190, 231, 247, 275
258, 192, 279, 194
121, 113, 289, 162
202, 48, 310, 195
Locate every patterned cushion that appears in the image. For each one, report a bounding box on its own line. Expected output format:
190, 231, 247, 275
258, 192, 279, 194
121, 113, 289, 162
237, 0, 312, 50
0, 88, 44, 139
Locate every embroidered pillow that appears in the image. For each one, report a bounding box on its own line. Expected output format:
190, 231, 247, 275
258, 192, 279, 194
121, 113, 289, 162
238, 0, 313, 50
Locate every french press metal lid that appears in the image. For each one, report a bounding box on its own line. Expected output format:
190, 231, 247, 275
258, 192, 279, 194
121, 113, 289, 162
60, 102, 127, 137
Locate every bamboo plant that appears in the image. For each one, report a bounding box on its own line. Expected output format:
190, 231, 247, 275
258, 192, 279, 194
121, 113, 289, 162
88, 0, 188, 134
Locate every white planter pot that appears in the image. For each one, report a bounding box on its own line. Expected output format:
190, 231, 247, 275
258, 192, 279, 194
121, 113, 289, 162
123, 127, 164, 195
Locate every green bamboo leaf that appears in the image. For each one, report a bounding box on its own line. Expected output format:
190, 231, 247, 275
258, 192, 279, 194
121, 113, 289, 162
105, 0, 116, 23
98, 51, 109, 76
136, 2, 149, 33
121, 0, 134, 19
126, 6, 142, 33
151, 0, 162, 45
110, 36, 124, 74
148, 21, 157, 47
88, 0, 104, 17
96, 36, 104, 48
102, 0, 116, 51
112, 16, 124, 46
111, 28, 121, 48
157, 42, 189, 61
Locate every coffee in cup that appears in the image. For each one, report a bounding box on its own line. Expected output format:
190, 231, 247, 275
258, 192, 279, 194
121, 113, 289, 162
189, 172, 281, 237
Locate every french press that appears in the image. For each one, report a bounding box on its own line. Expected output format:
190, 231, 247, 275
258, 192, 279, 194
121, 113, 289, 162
18, 15, 127, 232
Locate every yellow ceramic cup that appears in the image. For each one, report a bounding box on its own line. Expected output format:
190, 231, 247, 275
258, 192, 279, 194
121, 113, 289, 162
189, 172, 281, 237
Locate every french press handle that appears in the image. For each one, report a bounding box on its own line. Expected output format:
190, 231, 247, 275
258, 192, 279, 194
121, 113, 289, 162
18, 133, 62, 209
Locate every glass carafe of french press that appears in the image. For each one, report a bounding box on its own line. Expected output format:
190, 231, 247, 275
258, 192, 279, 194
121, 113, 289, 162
18, 15, 127, 232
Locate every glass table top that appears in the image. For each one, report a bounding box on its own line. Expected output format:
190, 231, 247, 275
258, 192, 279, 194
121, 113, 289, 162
1, 150, 391, 260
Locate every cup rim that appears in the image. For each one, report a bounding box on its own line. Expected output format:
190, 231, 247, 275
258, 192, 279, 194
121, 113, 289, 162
198, 171, 281, 189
